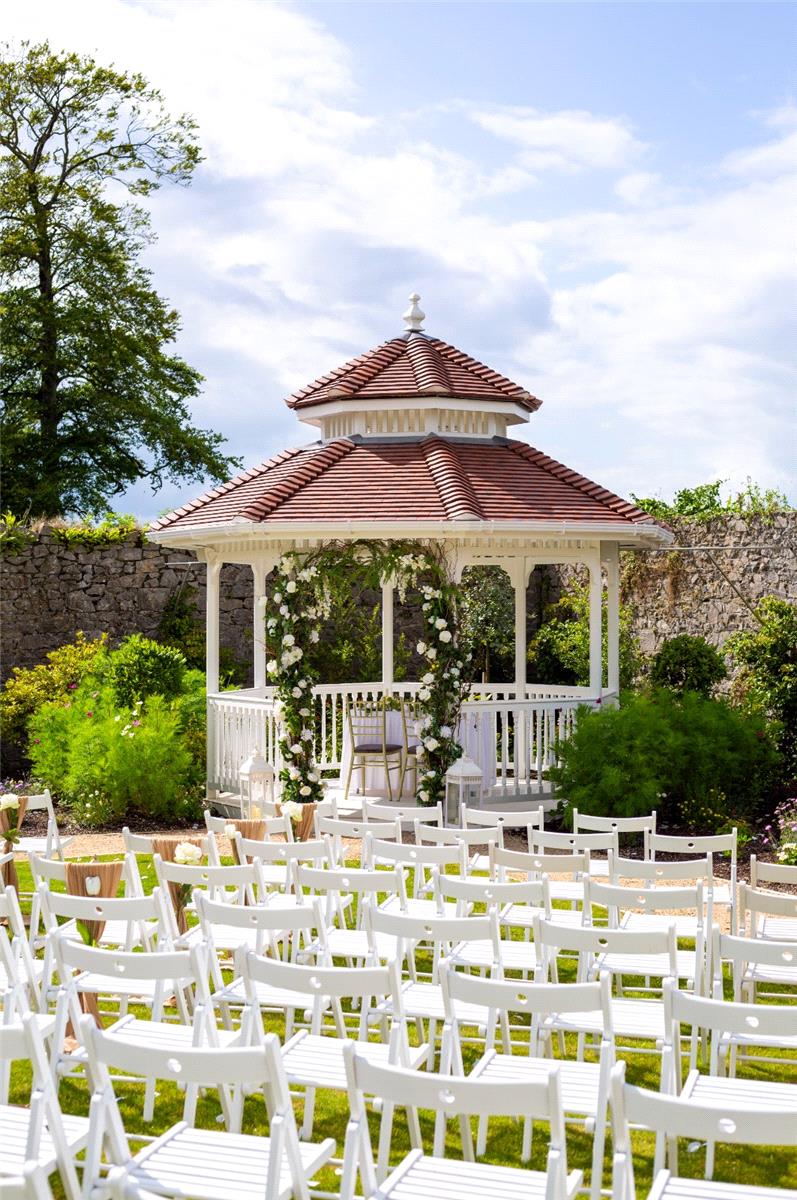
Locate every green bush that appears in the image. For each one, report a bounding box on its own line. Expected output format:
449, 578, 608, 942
527, 583, 641, 689
0, 632, 108, 748
727, 597, 797, 778
108, 634, 186, 708
550, 689, 780, 830
649, 634, 727, 697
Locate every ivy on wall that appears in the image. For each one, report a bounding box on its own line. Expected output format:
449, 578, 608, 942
265, 540, 471, 807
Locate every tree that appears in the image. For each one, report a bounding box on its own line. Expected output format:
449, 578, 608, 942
460, 566, 515, 681
649, 634, 727, 697
526, 581, 641, 689
0, 42, 240, 516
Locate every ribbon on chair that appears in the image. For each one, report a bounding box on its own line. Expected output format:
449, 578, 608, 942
152, 837, 205, 935
0, 796, 29, 892
64, 859, 124, 1026
225, 820, 267, 865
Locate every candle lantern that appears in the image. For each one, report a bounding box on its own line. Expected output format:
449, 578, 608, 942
444, 756, 483, 825
239, 748, 275, 819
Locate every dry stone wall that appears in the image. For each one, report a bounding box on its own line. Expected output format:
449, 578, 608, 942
1, 514, 795, 686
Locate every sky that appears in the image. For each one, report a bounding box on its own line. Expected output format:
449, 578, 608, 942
5, 0, 797, 520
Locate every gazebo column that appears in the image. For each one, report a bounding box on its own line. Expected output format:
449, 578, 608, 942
602, 542, 620, 697
510, 560, 529, 699
205, 551, 222, 696
381, 577, 394, 691
587, 555, 603, 697
251, 562, 268, 690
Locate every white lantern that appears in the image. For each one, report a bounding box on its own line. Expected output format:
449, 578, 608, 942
239, 748, 275, 819
444, 756, 483, 826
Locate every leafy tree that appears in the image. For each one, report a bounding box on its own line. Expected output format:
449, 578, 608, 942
649, 634, 727, 697
460, 566, 515, 681
727, 597, 797, 777
0, 42, 239, 516
527, 582, 641, 689
632, 479, 792, 522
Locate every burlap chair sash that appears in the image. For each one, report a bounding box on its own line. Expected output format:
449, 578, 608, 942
0, 796, 29, 892
226, 820, 267, 865
152, 837, 205, 935
64, 859, 124, 1027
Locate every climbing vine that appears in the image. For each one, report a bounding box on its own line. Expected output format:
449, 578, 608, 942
265, 540, 472, 806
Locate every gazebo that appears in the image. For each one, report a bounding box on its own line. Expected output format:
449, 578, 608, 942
148, 295, 671, 803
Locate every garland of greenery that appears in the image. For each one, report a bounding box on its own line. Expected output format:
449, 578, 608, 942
265, 540, 472, 807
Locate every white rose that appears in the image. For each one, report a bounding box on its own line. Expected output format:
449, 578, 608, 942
174, 842, 202, 866
273, 592, 282, 604
310, 629, 320, 643
416, 641, 427, 654
301, 728, 313, 741
267, 659, 279, 674
0, 794, 19, 811
418, 688, 431, 701
224, 823, 237, 838
440, 725, 452, 737
422, 672, 434, 685
281, 800, 303, 822
283, 634, 295, 647
439, 630, 452, 643
292, 687, 302, 698
424, 737, 439, 752
419, 791, 428, 802
435, 617, 447, 630
280, 605, 290, 617
427, 648, 437, 661
299, 785, 312, 797
286, 580, 297, 593
290, 743, 303, 754
289, 766, 301, 780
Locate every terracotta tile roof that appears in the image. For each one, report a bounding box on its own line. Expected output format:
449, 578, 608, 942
285, 334, 541, 412
150, 436, 654, 532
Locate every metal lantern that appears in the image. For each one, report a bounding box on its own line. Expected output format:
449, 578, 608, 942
238, 748, 275, 819
444, 756, 483, 825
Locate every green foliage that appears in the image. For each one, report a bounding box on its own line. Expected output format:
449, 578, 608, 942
551, 689, 780, 830
0, 632, 108, 747
0, 41, 240, 517
108, 634, 186, 708
27, 671, 204, 826
649, 634, 727, 697
156, 585, 245, 687
727, 597, 797, 776
50, 512, 138, 546
527, 582, 640, 689
460, 566, 515, 681
0, 511, 34, 554
632, 479, 792, 522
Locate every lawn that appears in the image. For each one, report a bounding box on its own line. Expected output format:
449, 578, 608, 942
9, 855, 797, 1198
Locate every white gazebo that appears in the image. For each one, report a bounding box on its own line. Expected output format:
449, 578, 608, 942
148, 295, 671, 805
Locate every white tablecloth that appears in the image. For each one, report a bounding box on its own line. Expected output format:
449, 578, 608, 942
339, 708, 495, 797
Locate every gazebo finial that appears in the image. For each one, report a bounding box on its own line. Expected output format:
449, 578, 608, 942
402, 291, 425, 332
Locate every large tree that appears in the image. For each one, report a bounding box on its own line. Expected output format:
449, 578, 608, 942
0, 42, 239, 517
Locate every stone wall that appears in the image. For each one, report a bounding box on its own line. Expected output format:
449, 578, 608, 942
1, 514, 795, 686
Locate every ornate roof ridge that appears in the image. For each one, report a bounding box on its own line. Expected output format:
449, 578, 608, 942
239, 438, 356, 521
421, 435, 485, 520
508, 441, 654, 524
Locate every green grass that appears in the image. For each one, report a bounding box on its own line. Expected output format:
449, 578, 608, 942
8, 856, 797, 1198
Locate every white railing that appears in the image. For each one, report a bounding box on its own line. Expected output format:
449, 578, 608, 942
207, 680, 600, 797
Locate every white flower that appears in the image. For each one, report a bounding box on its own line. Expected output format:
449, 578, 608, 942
273, 592, 282, 604
424, 737, 439, 752
310, 629, 320, 643
427, 648, 437, 661
292, 687, 302, 698
289, 766, 301, 780
435, 617, 447, 630
451, 667, 460, 677
300, 785, 312, 797
281, 800, 303, 822
419, 790, 429, 802
224, 823, 237, 838
422, 672, 434, 685
290, 743, 303, 754
0, 794, 19, 811
286, 580, 297, 593
174, 842, 202, 866
85, 875, 101, 896
416, 641, 427, 654
267, 659, 279, 674
439, 630, 452, 643
283, 633, 295, 647
418, 688, 431, 701
300, 707, 311, 717
114, 714, 121, 722
301, 728, 313, 741
440, 725, 452, 738
308, 771, 319, 783
280, 605, 290, 617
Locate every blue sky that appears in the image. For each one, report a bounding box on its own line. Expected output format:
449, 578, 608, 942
7, 0, 796, 519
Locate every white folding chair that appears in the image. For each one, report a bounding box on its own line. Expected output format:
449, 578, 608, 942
607, 850, 714, 938
610, 1058, 797, 1200
414, 821, 502, 875
239, 952, 427, 1145
572, 809, 656, 874
12, 790, 73, 860
740, 881, 797, 943
362, 799, 444, 827
0, 1015, 87, 1200
365, 834, 466, 910
297, 863, 408, 963
340, 1043, 581, 1200
490, 844, 590, 926
650, 830, 738, 933
0, 885, 46, 1016
749, 857, 797, 940
433, 870, 551, 976
712, 926, 797, 1007
153, 855, 263, 945
460, 803, 545, 837
531, 830, 618, 901
27, 851, 150, 953
232, 833, 330, 901
440, 966, 614, 1200
316, 814, 401, 868
122, 827, 217, 890
662, 980, 797, 1178
80, 1019, 335, 1200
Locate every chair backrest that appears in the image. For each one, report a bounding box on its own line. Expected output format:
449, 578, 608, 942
194, 890, 327, 964
317, 815, 401, 867
607, 850, 713, 885
739, 881, 797, 937
586, 877, 707, 929
363, 799, 444, 827
434, 869, 550, 918
414, 823, 501, 849
232, 833, 330, 891
365, 902, 502, 980
203, 806, 279, 834
490, 843, 590, 882
18, 788, 69, 858
573, 809, 656, 856
297, 863, 406, 926
535, 916, 677, 983
712, 927, 797, 998
342, 1042, 571, 1199
749, 854, 797, 890
650, 830, 737, 893
366, 834, 467, 897
123, 827, 218, 881
347, 700, 389, 751
532, 829, 618, 856
461, 804, 544, 831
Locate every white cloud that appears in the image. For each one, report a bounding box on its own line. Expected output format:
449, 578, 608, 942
722, 129, 797, 178
470, 105, 644, 171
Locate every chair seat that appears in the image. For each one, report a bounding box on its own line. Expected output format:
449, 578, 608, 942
73, 970, 192, 1000
682, 1070, 797, 1112
548, 881, 586, 903
1, 1103, 89, 1174
645, 1170, 795, 1199
379, 895, 460, 920
281, 1031, 428, 1089
470, 1050, 605, 1116
97, 918, 160, 948
502, 903, 584, 929
553, 997, 665, 1042
757, 916, 797, 942
451, 937, 539, 973
118, 1121, 335, 1200
59, 1017, 242, 1067
15, 835, 74, 857
744, 961, 797, 987
621, 912, 701, 939
377, 981, 490, 1026
213, 976, 327, 1013
325, 927, 397, 961
378, 1148, 582, 1200
597, 950, 698, 982
354, 743, 404, 754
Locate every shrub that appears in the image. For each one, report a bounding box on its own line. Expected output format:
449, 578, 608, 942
156, 585, 246, 686
727, 597, 797, 778
761, 798, 797, 865
527, 582, 641, 689
108, 634, 186, 708
649, 634, 727, 697
550, 689, 780, 831
0, 632, 108, 748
